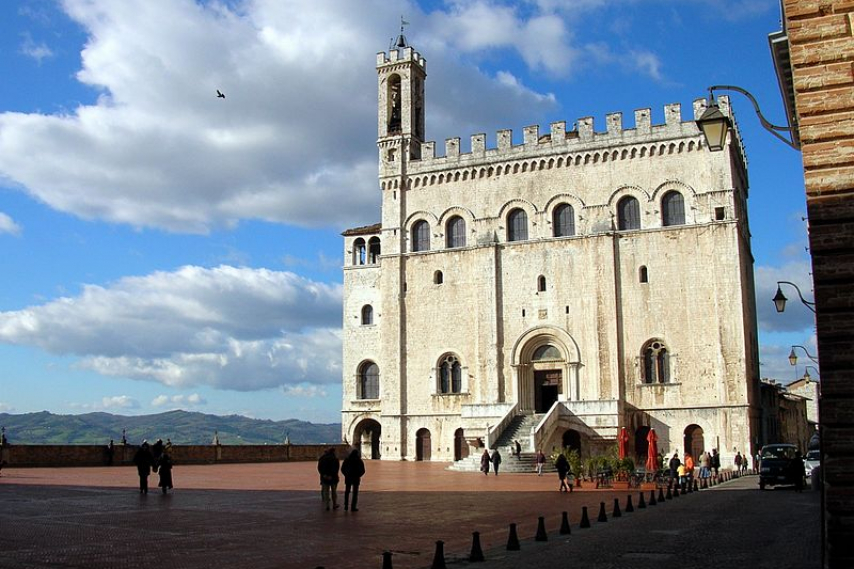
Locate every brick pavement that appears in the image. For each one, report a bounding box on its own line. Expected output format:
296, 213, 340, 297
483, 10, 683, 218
0, 462, 819, 569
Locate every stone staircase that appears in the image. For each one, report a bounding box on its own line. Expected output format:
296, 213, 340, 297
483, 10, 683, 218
449, 413, 556, 473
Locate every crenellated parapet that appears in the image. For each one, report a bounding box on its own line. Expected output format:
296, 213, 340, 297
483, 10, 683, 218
376, 46, 426, 72
401, 97, 743, 177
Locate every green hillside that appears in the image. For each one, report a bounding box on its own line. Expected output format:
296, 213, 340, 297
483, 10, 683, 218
0, 410, 341, 445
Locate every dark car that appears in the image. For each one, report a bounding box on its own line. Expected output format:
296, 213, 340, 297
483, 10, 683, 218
759, 443, 803, 490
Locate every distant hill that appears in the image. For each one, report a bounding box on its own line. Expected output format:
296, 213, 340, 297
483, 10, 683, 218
0, 410, 342, 445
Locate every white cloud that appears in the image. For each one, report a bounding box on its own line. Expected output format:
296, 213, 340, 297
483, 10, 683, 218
101, 395, 140, 409
0, 0, 563, 235
151, 393, 207, 407
283, 384, 328, 398
0, 212, 22, 236
19, 33, 54, 63
0, 265, 343, 390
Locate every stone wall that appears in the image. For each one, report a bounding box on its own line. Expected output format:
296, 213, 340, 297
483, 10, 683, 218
0, 444, 349, 468
784, 1, 854, 567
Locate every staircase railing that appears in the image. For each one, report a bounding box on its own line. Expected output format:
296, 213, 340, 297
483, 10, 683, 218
533, 401, 564, 452
486, 402, 518, 450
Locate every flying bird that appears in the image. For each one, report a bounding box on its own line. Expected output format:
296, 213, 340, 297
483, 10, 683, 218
216, 89, 225, 99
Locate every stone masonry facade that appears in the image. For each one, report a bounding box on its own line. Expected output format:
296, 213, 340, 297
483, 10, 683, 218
783, 1, 854, 567
341, 39, 760, 469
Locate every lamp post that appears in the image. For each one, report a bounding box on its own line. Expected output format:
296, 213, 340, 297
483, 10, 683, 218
773, 281, 816, 314
802, 365, 820, 384
790, 345, 819, 366
696, 85, 800, 151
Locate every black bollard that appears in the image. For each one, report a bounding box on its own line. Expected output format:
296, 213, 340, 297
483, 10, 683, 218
597, 501, 608, 522
580, 506, 591, 528
535, 516, 548, 541
666, 485, 672, 499
507, 523, 521, 550
560, 511, 571, 535
638, 491, 646, 508
431, 541, 446, 569
625, 494, 634, 513
382, 551, 393, 569
658, 487, 666, 502
613, 497, 622, 518
649, 489, 657, 506
469, 532, 485, 562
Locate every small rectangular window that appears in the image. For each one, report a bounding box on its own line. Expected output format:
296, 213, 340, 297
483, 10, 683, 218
522, 309, 526, 317
715, 207, 725, 221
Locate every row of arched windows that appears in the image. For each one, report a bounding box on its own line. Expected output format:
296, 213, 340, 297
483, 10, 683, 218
409, 191, 686, 253
356, 354, 465, 400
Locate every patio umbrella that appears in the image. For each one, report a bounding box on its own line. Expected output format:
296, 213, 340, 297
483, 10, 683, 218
646, 428, 659, 472
618, 427, 629, 459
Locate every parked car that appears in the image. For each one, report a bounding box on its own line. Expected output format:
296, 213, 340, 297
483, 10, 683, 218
759, 443, 803, 490
803, 449, 820, 479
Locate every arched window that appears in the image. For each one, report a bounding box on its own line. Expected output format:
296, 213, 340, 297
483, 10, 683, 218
368, 237, 381, 263
532, 344, 561, 361
553, 203, 575, 237
446, 216, 466, 248
617, 196, 641, 230
507, 208, 528, 242
538, 275, 547, 292
662, 191, 685, 226
411, 220, 430, 252
353, 238, 366, 265
359, 362, 379, 399
439, 354, 462, 394
639, 266, 648, 283
642, 340, 670, 384
387, 75, 402, 134
361, 305, 373, 325
434, 270, 443, 284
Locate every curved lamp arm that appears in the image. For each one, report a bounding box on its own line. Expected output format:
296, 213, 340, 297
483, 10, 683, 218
790, 345, 819, 365
708, 85, 799, 150
774, 281, 816, 313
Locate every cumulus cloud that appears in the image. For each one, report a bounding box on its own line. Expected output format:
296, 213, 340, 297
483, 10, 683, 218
19, 33, 54, 63
0, 265, 343, 390
101, 395, 140, 409
0, 212, 22, 236
0, 0, 562, 234
152, 393, 207, 407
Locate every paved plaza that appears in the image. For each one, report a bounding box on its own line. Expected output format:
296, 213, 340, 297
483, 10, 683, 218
0, 461, 819, 569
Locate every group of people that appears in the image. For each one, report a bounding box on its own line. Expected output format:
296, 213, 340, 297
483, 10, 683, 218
132, 439, 173, 495
480, 448, 502, 475
317, 447, 365, 511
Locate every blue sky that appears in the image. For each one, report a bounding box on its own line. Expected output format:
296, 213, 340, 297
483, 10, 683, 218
0, 0, 817, 424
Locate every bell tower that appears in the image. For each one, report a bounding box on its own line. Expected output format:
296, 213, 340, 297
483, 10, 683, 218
376, 33, 426, 167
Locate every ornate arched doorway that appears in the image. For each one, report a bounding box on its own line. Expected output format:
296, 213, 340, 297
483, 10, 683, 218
416, 428, 431, 461
454, 428, 468, 461
684, 424, 704, 461
353, 419, 381, 460
512, 328, 580, 413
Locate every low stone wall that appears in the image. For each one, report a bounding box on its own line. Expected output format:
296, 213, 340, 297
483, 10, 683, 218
0, 443, 349, 468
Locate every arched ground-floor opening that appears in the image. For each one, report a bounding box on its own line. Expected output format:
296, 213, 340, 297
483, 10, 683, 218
416, 428, 431, 461
562, 429, 581, 455
635, 426, 650, 465
684, 424, 704, 461
454, 428, 469, 461
353, 419, 382, 460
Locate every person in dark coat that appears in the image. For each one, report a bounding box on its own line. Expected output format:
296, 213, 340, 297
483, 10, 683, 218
491, 449, 502, 476
317, 447, 340, 511
514, 440, 522, 459
132, 441, 155, 494
341, 448, 366, 511
158, 453, 174, 494
555, 453, 571, 492
668, 452, 681, 481
480, 449, 491, 476
792, 451, 806, 492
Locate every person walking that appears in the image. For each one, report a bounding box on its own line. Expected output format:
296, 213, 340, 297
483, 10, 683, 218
684, 453, 695, 484
555, 453, 571, 492
536, 449, 546, 476
711, 448, 721, 477
699, 451, 711, 479
491, 448, 502, 475
317, 447, 340, 511
157, 452, 174, 494
668, 452, 681, 481
735, 451, 743, 474
341, 448, 365, 512
480, 449, 491, 476
132, 441, 155, 494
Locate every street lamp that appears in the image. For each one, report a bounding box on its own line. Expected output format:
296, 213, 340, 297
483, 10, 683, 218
696, 85, 800, 151
803, 365, 820, 384
790, 345, 819, 366
773, 281, 816, 313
